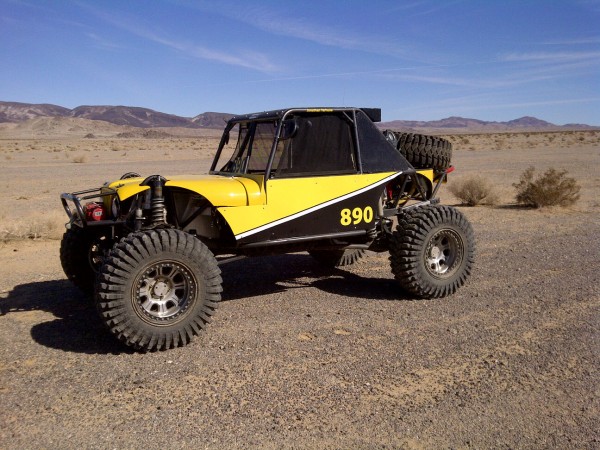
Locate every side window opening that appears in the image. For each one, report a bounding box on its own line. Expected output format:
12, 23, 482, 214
247, 122, 278, 172
274, 114, 357, 177
214, 121, 278, 174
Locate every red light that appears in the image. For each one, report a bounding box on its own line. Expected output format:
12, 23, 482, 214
85, 202, 106, 221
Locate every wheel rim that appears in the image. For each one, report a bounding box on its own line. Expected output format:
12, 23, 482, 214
425, 229, 463, 279
133, 261, 197, 324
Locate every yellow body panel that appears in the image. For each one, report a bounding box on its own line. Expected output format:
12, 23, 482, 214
416, 169, 434, 183
109, 175, 265, 207
108, 178, 149, 200
164, 175, 264, 207
218, 172, 399, 238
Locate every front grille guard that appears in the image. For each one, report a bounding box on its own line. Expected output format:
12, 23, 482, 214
61, 187, 117, 228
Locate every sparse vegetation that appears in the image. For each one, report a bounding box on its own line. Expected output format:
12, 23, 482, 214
513, 166, 581, 208
72, 155, 87, 163
0, 212, 64, 242
449, 176, 499, 206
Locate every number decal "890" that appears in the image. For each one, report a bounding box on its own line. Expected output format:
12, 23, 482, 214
340, 206, 374, 226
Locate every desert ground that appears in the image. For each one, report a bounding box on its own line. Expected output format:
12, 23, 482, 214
0, 123, 598, 448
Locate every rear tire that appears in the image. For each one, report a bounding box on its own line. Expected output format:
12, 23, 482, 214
389, 205, 474, 298
96, 229, 222, 351
309, 249, 366, 267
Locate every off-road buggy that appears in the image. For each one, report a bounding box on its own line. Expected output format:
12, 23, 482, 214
60, 107, 474, 351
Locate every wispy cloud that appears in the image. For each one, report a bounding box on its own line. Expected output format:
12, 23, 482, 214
86, 33, 131, 52
501, 51, 600, 62
78, 3, 279, 73
539, 36, 600, 45
178, 1, 417, 61
128, 25, 279, 72
246, 10, 407, 58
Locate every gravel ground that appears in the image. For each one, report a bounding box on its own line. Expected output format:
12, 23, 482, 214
0, 206, 598, 449
0, 132, 598, 448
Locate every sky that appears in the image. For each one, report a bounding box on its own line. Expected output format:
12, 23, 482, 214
1, 0, 599, 124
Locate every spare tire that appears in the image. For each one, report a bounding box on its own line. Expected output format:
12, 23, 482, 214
384, 131, 452, 171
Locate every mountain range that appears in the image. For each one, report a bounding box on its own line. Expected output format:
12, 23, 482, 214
0, 101, 596, 131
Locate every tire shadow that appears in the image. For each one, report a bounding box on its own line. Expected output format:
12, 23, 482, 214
0, 280, 133, 355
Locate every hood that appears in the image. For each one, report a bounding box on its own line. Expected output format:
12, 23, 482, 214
107, 174, 264, 207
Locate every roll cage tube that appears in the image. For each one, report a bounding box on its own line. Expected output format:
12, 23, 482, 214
209, 121, 238, 173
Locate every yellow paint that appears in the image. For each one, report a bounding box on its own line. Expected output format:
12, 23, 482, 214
218, 172, 398, 236
108, 174, 266, 207
107, 178, 149, 200
416, 169, 434, 183
165, 174, 264, 206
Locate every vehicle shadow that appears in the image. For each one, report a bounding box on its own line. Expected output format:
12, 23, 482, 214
0, 280, 132, 355
219, 253, 411, 302
0, 253, 411, 354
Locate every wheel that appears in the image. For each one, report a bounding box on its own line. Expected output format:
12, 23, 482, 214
384, 131, 452, 171
389, 205, 474, 298
60, 226, 111, 295
96, 229, 222, 351
309, 248, 366, 267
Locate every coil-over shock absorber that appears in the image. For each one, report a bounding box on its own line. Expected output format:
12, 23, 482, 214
140, 175, 167, 227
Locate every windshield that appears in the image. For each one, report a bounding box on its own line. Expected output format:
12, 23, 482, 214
212, 121, 280, 174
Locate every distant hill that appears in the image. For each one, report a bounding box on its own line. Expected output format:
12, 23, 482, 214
0, 101, 596, 131
70, 105, 193, 128
380, 115, 597, 132
0, 101, 229, 129
0, 101, 70, 122
191, 112, 235, 128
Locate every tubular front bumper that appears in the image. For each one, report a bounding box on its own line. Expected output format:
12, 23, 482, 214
60, 187, 117, 228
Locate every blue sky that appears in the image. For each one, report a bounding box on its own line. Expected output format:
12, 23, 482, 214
1, 0, 599, 124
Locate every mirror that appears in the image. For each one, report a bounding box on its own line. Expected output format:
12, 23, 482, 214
280, 118, 298, 140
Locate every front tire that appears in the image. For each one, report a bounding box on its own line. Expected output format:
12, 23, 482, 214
96, 229, 222, 351
389, 205, 474, 298
60, 226, 111, 295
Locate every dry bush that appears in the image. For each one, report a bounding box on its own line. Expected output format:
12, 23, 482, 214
448, 176, 499, 206
0, 212, 64, 242
513, 167, 580, 208
72, 155, 87, 163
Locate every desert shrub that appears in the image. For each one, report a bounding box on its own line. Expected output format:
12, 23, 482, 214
448, 176, 499, 206
72, 155, 87, 163
513, 167, 580, 208
0, 213, 64, 242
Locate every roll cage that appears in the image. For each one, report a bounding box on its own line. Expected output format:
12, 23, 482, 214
209, 107, 414, 180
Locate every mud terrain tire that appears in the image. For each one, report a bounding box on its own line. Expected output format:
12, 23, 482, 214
389, 205, 474, 298
60, 227, 110, 295
384, 131, 452, 171
96, 229, 222, 351
309, 249, 366, 267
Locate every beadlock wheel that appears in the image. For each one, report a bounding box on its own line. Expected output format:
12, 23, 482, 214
96, 229, 222, 351
389, 205, 474, 298
425, 229, 464, 279
133, 260, 196, 324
